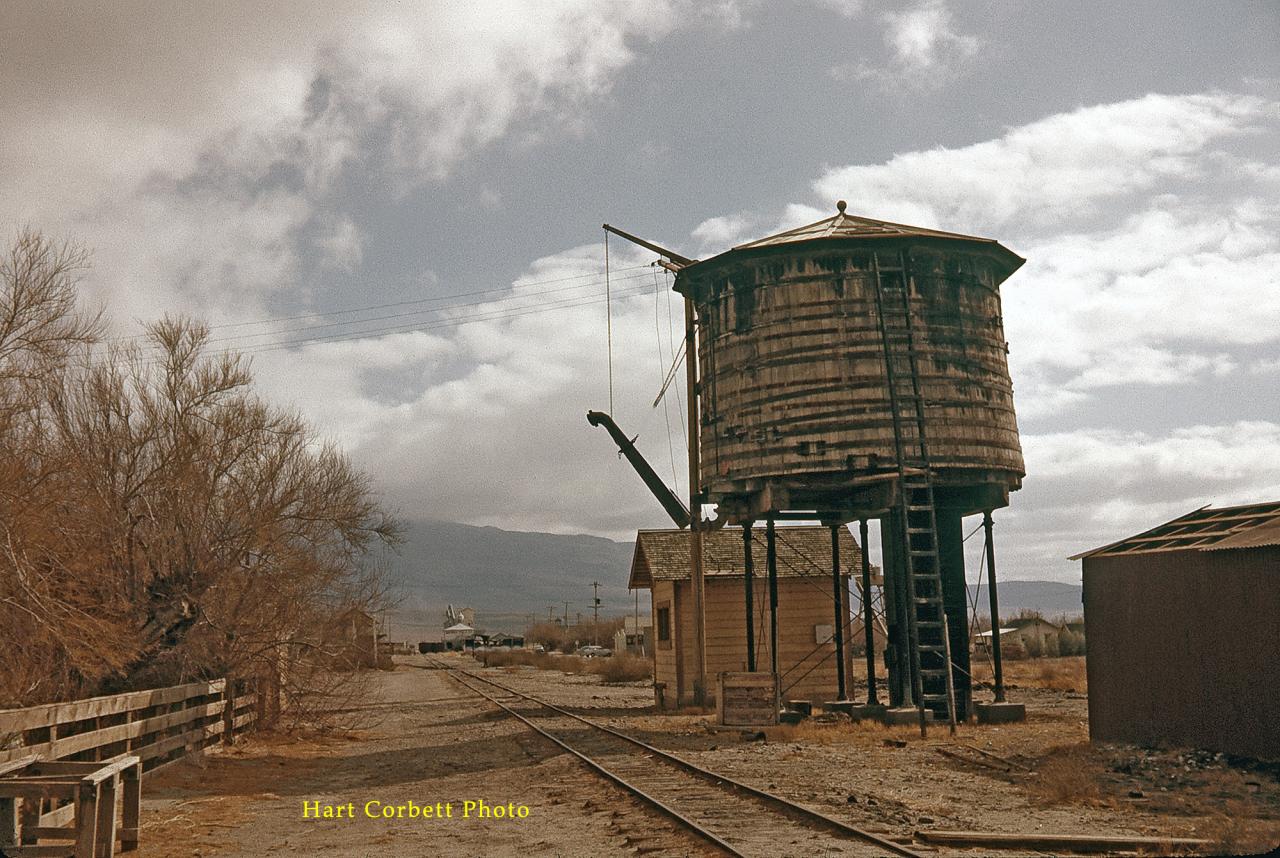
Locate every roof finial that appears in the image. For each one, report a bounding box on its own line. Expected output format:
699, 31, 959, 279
836, 200, 847, 214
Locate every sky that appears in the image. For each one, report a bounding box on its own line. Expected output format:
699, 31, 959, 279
2, 1, 1279, 586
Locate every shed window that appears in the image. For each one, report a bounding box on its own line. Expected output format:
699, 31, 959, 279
656, 606, 671, 642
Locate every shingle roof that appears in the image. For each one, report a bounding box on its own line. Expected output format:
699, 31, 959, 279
628, 525, 862, 588
1071, 500, 1280, 559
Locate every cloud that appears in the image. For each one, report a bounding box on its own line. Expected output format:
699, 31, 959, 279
251, 243, 693, 539
0, 1, 677, 326
832, 0, 979, 90
815, 92, 1272, 233
999, 422, 1280, 573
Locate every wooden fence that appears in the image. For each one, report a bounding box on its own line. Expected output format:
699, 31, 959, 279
0, 678, 259, 770
0, 679, 261, 855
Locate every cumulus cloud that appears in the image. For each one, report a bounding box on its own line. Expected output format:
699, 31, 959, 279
0, 1, 677, 325
831, 0, 980, 90
252, 244, 692, 538
815, 93, 1272, 232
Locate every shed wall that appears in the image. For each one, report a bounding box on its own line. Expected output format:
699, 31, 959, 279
657, 576, 851, 707
1082, 548, 1280, 760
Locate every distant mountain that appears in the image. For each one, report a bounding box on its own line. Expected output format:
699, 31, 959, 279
969, 579, 1084, 620
381, 520, 1083, 642
384, 519, 637, 639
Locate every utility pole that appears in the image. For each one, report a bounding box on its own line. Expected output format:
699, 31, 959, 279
685, 294, 707, 707
547, 605, 555, 624
592, 581, 601, 644
563, 601, 569, 628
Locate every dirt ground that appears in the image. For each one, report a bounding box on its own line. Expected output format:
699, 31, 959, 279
134, 654, 1280, 857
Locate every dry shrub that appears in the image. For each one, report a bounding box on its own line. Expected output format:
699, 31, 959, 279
1028, 743, 1107, 806
1194, 801, 1280, 856
589, 653, 651, 683
477, 650, 649, 683
772, 718, 893, 745
1034, 657, 1088, 692
972, 655, 1087, 693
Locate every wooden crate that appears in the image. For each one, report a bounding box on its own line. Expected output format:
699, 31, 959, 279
716, 672, 778, 726
0, 754, 141, 857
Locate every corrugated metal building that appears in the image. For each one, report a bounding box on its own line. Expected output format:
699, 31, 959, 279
628, 525, 860, 708
1073, 501, 1280, 760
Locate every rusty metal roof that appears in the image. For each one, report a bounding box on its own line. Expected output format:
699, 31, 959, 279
1071, 500, 1280, 559
628, 525, 861, 589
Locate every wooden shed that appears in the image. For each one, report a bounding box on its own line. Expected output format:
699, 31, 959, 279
1073, 501, 1280, 760
629, 525, 860, 708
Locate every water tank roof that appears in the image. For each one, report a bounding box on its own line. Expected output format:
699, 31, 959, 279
685, 201, 1024, 275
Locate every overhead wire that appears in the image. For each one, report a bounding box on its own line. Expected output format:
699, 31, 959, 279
604, 229, 614, 414
92, 272, 659, 370
653, 266, 681, 497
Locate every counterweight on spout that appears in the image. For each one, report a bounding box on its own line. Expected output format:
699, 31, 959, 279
586, 410, 691, 529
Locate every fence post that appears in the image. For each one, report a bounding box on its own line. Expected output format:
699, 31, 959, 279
221, 677, 236, 746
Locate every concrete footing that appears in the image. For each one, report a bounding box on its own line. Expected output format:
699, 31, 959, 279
883, 706, 934, 726
825, 701, 889, 721
975, 701, 1026, 724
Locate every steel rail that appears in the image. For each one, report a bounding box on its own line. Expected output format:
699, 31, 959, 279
436, 663, 744, 857
432, 659, 923, 858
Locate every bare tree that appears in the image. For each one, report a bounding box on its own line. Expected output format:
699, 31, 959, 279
0, 231, 400, 715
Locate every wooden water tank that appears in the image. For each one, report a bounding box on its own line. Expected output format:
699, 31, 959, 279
674, 205, 1025, 518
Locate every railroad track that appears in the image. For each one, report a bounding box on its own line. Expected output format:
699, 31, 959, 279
428, 658, 923, 858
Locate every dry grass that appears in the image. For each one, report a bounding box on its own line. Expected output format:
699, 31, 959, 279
771, 718, 912, 746
1027, 743, 1108, 807
1193, 801, 1280, 856
478, 649, 651, 683
972, 655, 1087, 693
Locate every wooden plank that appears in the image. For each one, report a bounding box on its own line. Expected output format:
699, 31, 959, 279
0, 680, 225, 735
0, 782, 79, 800
38, 801, 76, 829
73, 781, 97, 858
93, 775, 116, 858
82, 756, 139, 787
2, 845, 78, 857
134, 721, 221, 764
120, 764, 139, 852
915, 830, 1212, 852
0, 756, 39, 777
1, 703, 224, 764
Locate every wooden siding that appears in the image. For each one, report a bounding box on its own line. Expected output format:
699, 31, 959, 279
683, 243, 1023, 497
652, 576, 853, 707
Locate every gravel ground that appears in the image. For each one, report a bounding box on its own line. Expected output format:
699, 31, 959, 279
132, 654, 1280, 856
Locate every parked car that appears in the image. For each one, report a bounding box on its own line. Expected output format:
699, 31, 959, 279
576, 645, 612, 658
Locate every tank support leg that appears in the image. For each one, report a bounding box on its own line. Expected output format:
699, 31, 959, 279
743, 522, 756, 672
984, 511, 1006, 702
767, 518, 779, 678
860, 518, 879, 705
831, 524, 846, 700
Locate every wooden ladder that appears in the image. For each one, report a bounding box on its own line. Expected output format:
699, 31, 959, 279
872, 249, 957, 735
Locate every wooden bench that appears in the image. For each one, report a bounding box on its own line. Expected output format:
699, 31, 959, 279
0, 753, 141, 857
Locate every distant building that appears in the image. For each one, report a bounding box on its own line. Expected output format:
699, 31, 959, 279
629, 525, 860, 708
1003, 616, 1065, 655
443, 622, 476, 650
1073, 501, 1280, 760
613, 615, 652, 655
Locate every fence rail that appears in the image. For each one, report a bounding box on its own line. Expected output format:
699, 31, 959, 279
0, 678, 259, 771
